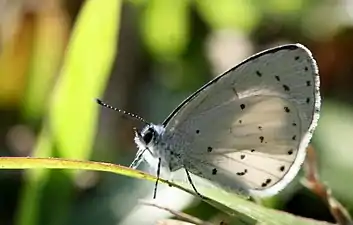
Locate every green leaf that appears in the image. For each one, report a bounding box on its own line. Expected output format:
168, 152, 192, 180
16, 1, 122, 225
1, 157, 333, 225
15, 129, 53, 225
195, 0, 260, 32
141, 0, 190, 59
50, 0, 122, 160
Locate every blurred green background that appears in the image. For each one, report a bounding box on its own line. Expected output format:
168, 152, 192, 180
0, 0, 353, 224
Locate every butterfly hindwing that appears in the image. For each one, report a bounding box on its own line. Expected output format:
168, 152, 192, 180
171, 95, 300, 194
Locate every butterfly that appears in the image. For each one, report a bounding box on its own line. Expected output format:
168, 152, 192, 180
97, 43, 321, 198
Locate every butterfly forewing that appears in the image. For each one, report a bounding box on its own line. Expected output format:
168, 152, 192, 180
162, 44, 320, 196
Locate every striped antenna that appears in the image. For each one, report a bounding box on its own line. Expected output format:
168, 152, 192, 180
96, 99, 149, 125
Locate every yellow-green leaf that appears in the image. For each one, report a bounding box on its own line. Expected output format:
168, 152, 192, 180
2, 157, 334, 225
141, 0, 190, 59
50, 0, 122, 159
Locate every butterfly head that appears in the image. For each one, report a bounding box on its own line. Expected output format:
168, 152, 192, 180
131, 124, 165, 169
134, 124, 165, 148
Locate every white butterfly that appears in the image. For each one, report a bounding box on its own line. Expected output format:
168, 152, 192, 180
97, 43, 321, 198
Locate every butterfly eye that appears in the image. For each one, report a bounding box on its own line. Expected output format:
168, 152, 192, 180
142, 128, 155, 144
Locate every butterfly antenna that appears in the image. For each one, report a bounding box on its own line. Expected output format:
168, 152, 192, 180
96, 98, 149, 125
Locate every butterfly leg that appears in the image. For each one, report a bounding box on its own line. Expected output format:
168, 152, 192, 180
184, 168, 204, 199
153, 157, 162, 199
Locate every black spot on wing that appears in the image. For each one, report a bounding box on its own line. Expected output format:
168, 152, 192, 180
236, 169, 247, 176
212, 168, 217, 175
207, 146, 213, 152
261, 178, 272, 187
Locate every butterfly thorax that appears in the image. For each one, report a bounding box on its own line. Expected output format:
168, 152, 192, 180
134, 124, 184, 172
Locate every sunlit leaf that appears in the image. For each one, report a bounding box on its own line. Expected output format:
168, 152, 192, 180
50, 0, 122, 159
1, 157, 334, 225
260, 0, 305, 15
195, 0, 260, 32
141, 0, 190, 59
15, 128, 53, 225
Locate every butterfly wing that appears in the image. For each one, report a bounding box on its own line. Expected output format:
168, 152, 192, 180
162, 44, 320, 197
